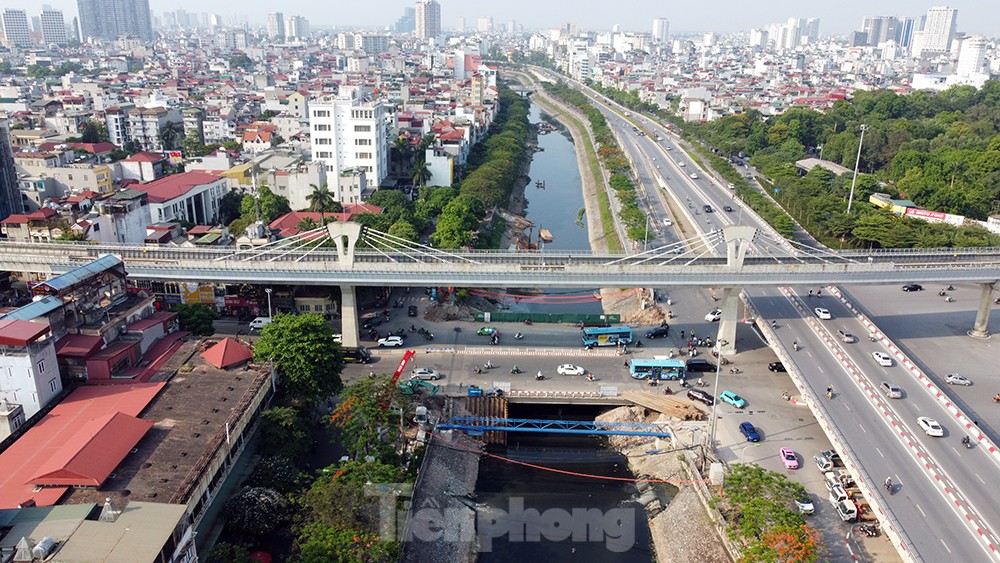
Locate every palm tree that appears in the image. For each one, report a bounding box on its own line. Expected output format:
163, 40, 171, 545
296, 217, 319, 230
391, 136, 411, 175
306, 183, 337, 225
411, 161, 432, 188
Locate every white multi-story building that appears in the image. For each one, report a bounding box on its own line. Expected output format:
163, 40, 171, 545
285, 15, 308, 40
127, 107, 181, 152
652, 18, 669, 44
135, 171, 227, 225
922, 5, 957, 54
39, 9, 67, 45
267, 12, 284, 40
956, 35, 988, 77
0, 319, 60, 419
91, 188, 152, 244
309, 93, 389, 204
1, 9, 30, 48
477, 16, 492, 33
415, 0, 440, 40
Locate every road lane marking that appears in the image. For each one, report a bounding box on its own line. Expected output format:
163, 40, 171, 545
976, 473, 985, 485
917, 504, 926, 518
940, 538, 952, 553
875, 447, 885, 458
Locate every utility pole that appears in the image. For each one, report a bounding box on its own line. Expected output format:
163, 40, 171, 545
846, 124, 868, 214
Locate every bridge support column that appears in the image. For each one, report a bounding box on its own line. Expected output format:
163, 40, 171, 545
716, 287, 741, 356
968, 282, 997, 339
340, 284, 360, 349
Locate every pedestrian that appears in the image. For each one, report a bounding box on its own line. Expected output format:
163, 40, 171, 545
691, 330, 696, 338
687, 338, 693, 348
623, 359, 629, 367
680, 329, 685, 339
817, 289, 822, 297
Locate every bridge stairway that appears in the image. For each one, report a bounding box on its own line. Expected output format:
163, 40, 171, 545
621, 391, 707, 421
464, 397, 509, 445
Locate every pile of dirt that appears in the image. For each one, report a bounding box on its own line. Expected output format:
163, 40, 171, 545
596, 405, 666, 451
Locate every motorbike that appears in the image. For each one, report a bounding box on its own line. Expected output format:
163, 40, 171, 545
453, 326, 461, 333
662, 386, 673, 395
868, 334, 877, 342
962, 436, 973, 449
945, 296, 955, 303
483, 362, 494, 370
423, 332, 434, 341
792, 342, 800, 351
514, 332, 524, 340
947, 285, 955, 291
729, 367, 742, 374
858, 523, 880, 538
635, 340, 644, 348
523, 319, 533, 325
410, 325, 417, 333
473, 367, 483, 374
535, 373, 545, 381
938, 290, 947, 296
511, 367, 522, 374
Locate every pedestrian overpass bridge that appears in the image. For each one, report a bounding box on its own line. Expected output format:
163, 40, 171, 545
3, 223, 997, 347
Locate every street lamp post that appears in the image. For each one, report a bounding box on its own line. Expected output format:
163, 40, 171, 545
643, 215, 650, 251
707, 321, 725, 455
846, 125, 868, 214
264, 288, 273, 318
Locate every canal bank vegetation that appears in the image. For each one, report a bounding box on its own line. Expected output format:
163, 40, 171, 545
205, 314, 418, 563
715, 464, 821, 562
543, 80, 653, 246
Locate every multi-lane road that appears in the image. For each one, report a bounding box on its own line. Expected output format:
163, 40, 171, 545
556, 75, 1000, 561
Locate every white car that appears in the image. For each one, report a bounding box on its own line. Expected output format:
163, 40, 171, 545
813, 307, 832, 320
248, 316, 272, 330
557, 364, 585, 376
678, 162, 686, 167
662, 218, 673, 227
871, 352, 893, 367
705, 309, 722, 322
917, 416, 944, 437
946, 373, 972, 386
377, 336, 405, 348
410, 368, 443, 380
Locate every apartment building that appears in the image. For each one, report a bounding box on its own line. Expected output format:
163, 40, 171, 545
309, 93, 389, 203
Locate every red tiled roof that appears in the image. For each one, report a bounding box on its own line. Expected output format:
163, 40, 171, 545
125, 151, 166, 163
55, 333, 104, 358
0, 320, 50, 346
67, 142, 118, 154
29, 412, 155, 486
200, 337, 253, 369
135, 171, 223, 203
0, 383, 164, 509
268, 205, 383, 237
126, 311, 176, 332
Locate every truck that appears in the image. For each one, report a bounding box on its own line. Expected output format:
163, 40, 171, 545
824, 469, 855, 491
835, 499, 858, 521
814, 449, 843, 472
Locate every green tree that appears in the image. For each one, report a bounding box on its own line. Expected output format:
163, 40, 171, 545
306, 183, 339, 223
56, 231, 88, 241
253, 313, 344, 404
229, 54, 253, 70
79, 120, 108, 143
223, 140, 242, 152
297, 458, 405, 531
245, 455, 303, 493
327, 377, 405, 461
222, 486, 289, 537
218, 191, 244, 225
172, 303, 218, 336
410, 161, 432, 187
205, 542, 252, 563
240, 185, 291, 223
297, 217, 319, 230
296, 523, 401, 563
258, 406, 311, 459
386, 220, 418, 242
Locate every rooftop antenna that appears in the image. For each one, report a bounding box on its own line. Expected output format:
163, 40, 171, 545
99, 497, 121, 522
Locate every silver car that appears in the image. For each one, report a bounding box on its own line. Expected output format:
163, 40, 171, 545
410, 368, 443, 381
880, 382, 902, 399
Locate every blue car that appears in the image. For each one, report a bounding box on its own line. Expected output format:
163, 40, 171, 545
739, 422, 761, 442
720, 391, 747, 408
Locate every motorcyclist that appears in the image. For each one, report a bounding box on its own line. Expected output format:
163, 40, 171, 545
537, 371, 544, 380
511, 365, 520, 374
771, 320, 778, 329
962, 435, 971, 446
792, 340, 799, 351
884, 476, 892, 491
826, 385, 833, 398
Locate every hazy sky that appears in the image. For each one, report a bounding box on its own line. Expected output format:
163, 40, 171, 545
21, 0, 1000, 36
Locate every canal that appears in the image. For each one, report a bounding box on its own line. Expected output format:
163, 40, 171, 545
500, 103, 603, 315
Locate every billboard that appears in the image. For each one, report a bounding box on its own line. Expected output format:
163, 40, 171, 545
168, 151, 183, 165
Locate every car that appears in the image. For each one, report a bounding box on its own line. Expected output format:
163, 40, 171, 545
871, 351, 893, 367
837, 330, 857, 343
678, 162, 686, 167
703, 204, 713, 213
780, 447, 799, 469
727, 182, 735, 189
768, 361, 786, 372
705, 309, 722, 322
796, 495, 815, 515
813, 307, 832, 320
723, 205, 734, 212
690, 173, 700, 179
687, 388, 715, 406
946, 373, 972, 386
719, 391, 747, 408
476, 326, 499, 336
880, 382, 903, 399
362, 316, 384, 329
248, 316, 271, 330
686, 359, 717, 373
901, 283, 924, 292
410, 368, 442, 380
662, 218, 673, 227
917, 416, 944, 437
408, 305, 418, 317
377, 336, 405, 348
645, 326, 670, 339
557, 364, 585, 376
739, 422, 761, 442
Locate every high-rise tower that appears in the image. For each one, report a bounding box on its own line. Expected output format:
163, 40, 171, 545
415, 0, 440, 40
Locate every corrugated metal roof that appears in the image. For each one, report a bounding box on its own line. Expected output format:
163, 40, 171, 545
0, 295, 62, 321
34, 255, 123, 293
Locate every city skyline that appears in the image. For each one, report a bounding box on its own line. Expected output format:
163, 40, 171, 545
5, 0, 999, 36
